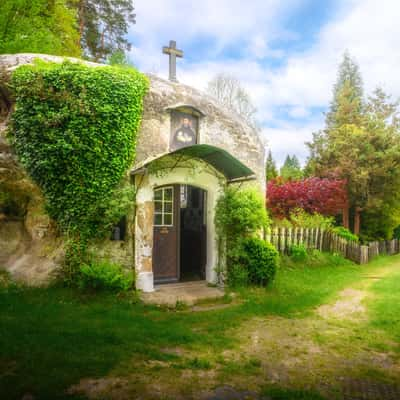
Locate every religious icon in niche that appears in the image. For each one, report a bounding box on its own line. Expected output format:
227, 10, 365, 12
170, 111, 198, 151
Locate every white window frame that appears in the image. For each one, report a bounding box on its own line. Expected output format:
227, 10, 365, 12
154, 186, 174, 227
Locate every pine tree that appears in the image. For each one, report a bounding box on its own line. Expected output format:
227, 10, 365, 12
325, 51, 364, 128
280, 155, 303, 181
265, 150, 278, 181
73, 0, 136, 62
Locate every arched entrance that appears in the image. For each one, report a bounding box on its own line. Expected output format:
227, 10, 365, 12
153, 184, 207, 283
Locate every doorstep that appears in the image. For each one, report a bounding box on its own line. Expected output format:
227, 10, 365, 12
141, 280, 224, 306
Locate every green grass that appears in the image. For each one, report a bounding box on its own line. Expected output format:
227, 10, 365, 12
0, 253, 399, 399
366, 264, 400, 351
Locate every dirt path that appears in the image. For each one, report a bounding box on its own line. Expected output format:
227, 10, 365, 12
231, 264, 400, 399
69, 263, 400, 400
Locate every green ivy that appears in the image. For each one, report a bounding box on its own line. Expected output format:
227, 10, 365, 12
9, 60, 148, 279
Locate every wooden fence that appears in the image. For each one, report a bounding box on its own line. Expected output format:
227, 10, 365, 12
264, 226, 400, 264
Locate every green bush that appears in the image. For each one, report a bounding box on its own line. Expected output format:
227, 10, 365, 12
282, 248, 352, 269
78, 261, 133, 292
331, 226, 359, 242
215, 187, 270, 285
273, 209, 334, 229
228, 238, 279, 287
227, 261, 249, 287
289, 244, 308, 262
215, 187, 269, 238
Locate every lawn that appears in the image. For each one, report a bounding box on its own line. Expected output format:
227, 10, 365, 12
1, 253, 400, 399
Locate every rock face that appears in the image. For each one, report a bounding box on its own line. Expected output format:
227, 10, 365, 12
0, 53, 266, 286
136, 74, 265, 189
1, 55, 64, 285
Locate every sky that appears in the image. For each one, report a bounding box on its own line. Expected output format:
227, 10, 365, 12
127, 0, 400, 167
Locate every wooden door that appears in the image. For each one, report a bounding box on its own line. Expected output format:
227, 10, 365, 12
153, 185, 180, 283
200, 190, 207, 279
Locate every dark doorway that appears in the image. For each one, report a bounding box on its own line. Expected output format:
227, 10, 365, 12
153, 184, 207, 284
179, 185, 207, 281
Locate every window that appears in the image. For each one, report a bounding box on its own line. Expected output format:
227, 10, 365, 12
154, 187, 174, 227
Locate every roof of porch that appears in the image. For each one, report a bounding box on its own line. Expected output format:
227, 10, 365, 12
131, 144, 256, 182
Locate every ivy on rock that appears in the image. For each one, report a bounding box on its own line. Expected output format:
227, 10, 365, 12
9, 60, 148, 279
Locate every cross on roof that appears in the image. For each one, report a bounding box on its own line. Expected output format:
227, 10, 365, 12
162, 40, 183, 82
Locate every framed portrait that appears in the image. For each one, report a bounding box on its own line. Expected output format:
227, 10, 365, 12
170, 110, 198, 151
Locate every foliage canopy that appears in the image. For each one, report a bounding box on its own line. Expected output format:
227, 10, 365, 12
280, 155, 303, 181
265, 150, 278, 181
0, 0, 80, 56
73, 0, 136, 61
267, 177, 348, 219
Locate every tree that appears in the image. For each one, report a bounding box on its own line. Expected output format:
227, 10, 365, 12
107, 49, 131, 66
267, 177, 348, 219
307, 52, 400, 239
280, 155, 303, 180
0, 0, 80, 56
307, 52, 366, 232
325, 50, 364, 128
73, 0, 136, 62
207, 73, 259, 129
265, 150, 278, 181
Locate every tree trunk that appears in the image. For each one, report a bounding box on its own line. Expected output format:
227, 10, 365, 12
78, 0, 85, 48
354, 207, 362, 235
342, 206, 350, 229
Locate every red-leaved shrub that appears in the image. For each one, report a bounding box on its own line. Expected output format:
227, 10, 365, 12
267, 177, 348, 219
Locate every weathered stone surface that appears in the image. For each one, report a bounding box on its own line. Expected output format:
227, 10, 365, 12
0, 54, 65, 284
89, 239, 133, 271
137, 74, 266, 191
141, 281, 225, 306
0, 220, 63, 286
135, 200, 154, 273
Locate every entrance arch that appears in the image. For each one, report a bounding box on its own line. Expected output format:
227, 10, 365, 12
153, 184, 207, 283
132, 145, 256, 293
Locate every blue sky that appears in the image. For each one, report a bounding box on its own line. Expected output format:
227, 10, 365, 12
128, 0, 400, 166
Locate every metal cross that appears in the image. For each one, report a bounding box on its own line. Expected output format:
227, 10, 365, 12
162, 40, 183, 82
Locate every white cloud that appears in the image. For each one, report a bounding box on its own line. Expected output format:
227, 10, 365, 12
263, 118, 323, 167
132, 0, 302, 49
129, 0, 400, 165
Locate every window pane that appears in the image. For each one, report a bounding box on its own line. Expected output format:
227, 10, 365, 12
154, 213, 162, 225
164, 188, 173, 201
164, 202, 172, 213
154, 201, 163, 213
154, 189, 162, 201
164, 214, 173, 226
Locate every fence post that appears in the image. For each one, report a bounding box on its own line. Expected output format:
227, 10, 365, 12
265, 227, 271, 243
287, 227, 292, 253
360, 245, 369, 264
292, 227, 297, 246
